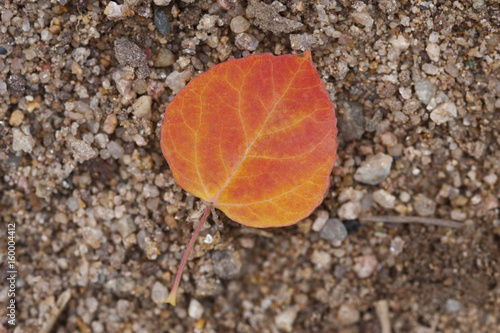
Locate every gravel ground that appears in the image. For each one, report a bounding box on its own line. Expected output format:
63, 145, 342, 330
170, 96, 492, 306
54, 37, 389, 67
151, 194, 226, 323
1, 0, 500, 332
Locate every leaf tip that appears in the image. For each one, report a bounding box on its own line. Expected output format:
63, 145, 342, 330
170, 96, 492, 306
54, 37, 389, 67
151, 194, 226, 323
302, 49, 312, 59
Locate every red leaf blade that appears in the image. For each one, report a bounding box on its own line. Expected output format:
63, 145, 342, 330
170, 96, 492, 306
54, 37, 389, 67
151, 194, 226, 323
161, 51, 337, 227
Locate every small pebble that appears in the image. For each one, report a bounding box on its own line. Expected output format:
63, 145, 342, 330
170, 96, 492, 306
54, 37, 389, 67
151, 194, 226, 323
71, 140, 97, 161
353, 254, 378, 279
151, 281, 169, 304
104, 1, 133, 21
153, 48, 175, 67
380, 132, 397, 147
147, 80, 165, 100
153, 0, 171, 5
319, 218, 347, 242
72, 47, 90, 65
275, 306, 299, 333
107, 141, 124, 159
198, 14, 218, 30
235, 33, 259, 51
422, 63, 439, 75
445, 299, 462, 313
312, 210, 329, 232
429, 31, 440, 43
426, 42, 440, 62
132, 95, 152, 119
82, 227, 104, 249
230, 16, 250, 33
12, 128, 35, 153
354, 153, 393, 185
247, 1, 303, 34
311, 250, 332, 269
337, 304, 360, 326
165, 70, 189, 95
413, 194, 436, 217
373, 189, 396, 209
0, 46, 7, 55
430, 102, 457, 125
9, 110, 24, 127
212, 250, 242, 279
188, 299, 204, 319
337, 100, 365, 142
116, 299, 133, 318
351, 11, 373, 28
154, 10, 170, 36
114, 38, 150, 79
7, 74, 26, 98
390, 236, 405, 255
483, 173, 498, 186
116, 215, 137, 237
338, 202, 361, 220
290, 33, 321, 51
414, 79, 437, 105
103, 114, 118, 134
389, 35, 410, 50
450, 209, 467, 221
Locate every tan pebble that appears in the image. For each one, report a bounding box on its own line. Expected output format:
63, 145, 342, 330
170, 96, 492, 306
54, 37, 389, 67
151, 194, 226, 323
103, 114, 118, 134
380, 132, 397, 147
9, 110, 24, 127
26, 101, 41, 113
49, 17, 61, 34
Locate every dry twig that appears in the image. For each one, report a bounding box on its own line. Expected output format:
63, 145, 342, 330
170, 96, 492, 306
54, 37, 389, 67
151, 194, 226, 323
359, 215, 463, 228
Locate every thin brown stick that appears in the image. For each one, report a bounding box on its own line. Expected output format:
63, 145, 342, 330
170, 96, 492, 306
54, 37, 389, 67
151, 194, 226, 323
359, 215, 463, 228
40, 289, 71, 333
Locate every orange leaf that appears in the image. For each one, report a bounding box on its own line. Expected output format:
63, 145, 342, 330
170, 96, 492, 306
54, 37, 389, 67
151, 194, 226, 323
161, 51, 338, 228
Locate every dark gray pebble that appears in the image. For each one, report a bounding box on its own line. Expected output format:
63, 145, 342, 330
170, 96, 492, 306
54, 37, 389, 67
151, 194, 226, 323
154, 10, 170, 36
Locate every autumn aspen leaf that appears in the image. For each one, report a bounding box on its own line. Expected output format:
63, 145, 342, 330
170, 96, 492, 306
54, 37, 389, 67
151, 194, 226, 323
161, 50, 337, 305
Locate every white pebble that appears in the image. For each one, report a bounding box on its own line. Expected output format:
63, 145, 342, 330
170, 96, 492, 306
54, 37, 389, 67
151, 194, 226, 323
353, 254, 378, 279
165, 71, 186, 95
132, 95, 152, 119
12, 128, 34, 153
151, 281, 169, 304
338, 202, 361, 220
337, 304, 360, 326
198, 14, 218, 30
275, 306, 299, 332
351, 11, 373, 28
426, 42, 440, 62
107, 141, 124, 159
390, 236, 405, 255
104, 1, 133, 21
71, 140, 97, 161
430, 102, 457, 125
429, 31, 440, 43
373, 189, 396, 209
153, 0, 171, 5
312, 210, 329, 232
354, 153, 393, 185
422, 63, 439, 75
389, 35, 410, 50
188, 299, 204, 319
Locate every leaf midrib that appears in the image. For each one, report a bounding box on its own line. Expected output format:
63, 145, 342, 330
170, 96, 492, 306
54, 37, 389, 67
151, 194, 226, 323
209, 56, 308, 205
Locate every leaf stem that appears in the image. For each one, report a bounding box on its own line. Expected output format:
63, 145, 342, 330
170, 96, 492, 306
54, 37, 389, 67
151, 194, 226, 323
165, 206, 211, 306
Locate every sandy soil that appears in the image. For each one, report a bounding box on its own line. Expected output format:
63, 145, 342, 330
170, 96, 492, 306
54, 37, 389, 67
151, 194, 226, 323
1, 0, 499, 332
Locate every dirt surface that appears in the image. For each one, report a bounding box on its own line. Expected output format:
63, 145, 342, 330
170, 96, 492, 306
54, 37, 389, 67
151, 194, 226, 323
1, 0, 500, 332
